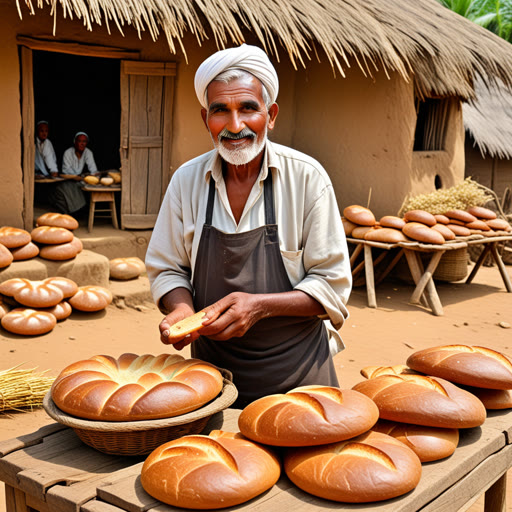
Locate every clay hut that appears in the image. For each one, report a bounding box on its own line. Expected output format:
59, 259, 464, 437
2, 0, 512, 230
463, 77, 512, 211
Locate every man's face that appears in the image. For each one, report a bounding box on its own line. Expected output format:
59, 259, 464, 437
201, 75, 278, 166
37, 124, 49, 141
74, 135, 88, 152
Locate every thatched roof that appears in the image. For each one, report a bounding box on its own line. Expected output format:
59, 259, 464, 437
463, 78, 512, 160
17, 0, 512, 99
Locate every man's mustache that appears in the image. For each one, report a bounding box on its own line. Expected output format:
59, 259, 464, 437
218, 127, 256, 142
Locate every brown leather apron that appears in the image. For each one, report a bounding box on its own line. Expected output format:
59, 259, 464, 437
191, 172, 339, 407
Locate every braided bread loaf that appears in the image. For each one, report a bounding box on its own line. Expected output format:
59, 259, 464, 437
284, 431, 422, 503
141, 430, 281, 509
406, 345, 512, 390
238, 385, 379, 447
352, 374, 486, 428
51, 353, 224, 420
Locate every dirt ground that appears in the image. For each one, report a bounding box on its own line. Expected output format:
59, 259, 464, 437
0, 263, 511, 511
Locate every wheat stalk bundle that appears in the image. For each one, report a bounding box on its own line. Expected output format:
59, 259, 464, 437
0, 365, 55, 412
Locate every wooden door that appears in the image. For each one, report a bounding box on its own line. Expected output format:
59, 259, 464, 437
120, 61, 176, 229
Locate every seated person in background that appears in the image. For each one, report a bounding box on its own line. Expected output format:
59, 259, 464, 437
54, 132, 99, 215
35, 120, 59, 177
62, 132, 99, 176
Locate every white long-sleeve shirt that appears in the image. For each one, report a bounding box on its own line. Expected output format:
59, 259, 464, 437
35, 138, 58, 176
146, 141, 352, 347
62, 147, 98, 175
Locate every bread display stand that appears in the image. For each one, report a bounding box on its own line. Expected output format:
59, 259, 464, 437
347, 233, 512, 316
2, 407, 512, 512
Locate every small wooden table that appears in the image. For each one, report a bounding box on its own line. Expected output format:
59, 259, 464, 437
347, 233, 512, 316
1, 408, 512, 512
82, 185, 121, 232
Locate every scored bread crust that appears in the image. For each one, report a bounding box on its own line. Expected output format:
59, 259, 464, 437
31, 226, 74, 245
238, 385, 379, 447
1, 308, 56, 335
36, 212, 79, 230
352, 374, 486, 428
68, 286, 113, 311
370, 419, 459, 462
51, 353, 224, 421
406, 345, 512, 390
141, 430, 281, 509
360, 364, 420, 379
284, 431, 422, 503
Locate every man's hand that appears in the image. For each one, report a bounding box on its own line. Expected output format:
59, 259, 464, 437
200, 292, 265, 341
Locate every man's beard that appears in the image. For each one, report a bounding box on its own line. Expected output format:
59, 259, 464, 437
212, 126, 267, 166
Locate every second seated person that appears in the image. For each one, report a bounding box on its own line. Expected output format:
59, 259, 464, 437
55, 132, 99, 215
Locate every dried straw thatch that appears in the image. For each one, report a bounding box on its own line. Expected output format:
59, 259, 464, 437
463, 77, 512, 159
15, 0, 512, 99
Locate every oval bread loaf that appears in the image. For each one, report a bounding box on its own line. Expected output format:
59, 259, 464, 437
432, 223, 456, 241
379, 216, 406, 230
0, 227, 31, 249
0, 242, 13, 268
434, 214, 450, 225
403, 210, 436, 226
109, 257, 146, 280
31, 226, 74, 245
39, 236, 82, 260
465, 219, 491, 231
68, 285, 112, 311
238, 385, 379, 447
342, 217, 357, 236
370, 419, 459, 462
445, 209, 477, 223
461, 387, 512, 410
402, 222, 445, 245
446, 223, 471, 236
406, 345, 512, 390
51, 353, 224, 421
10, 242, 40, 261
38, 301, 72, 321
343, 205, 376, 226
284, 430, 422, 503
12, 280, 64, 308
486, 218, 511, 231
1, 308, 56, 335
351, 226, 376, 239
44, 277, 78, 298
467, 206, 497, 220
36, 212, 79, 230
352, 374, 486, 428
364, 227, 409, 243
141, 430, 281, 509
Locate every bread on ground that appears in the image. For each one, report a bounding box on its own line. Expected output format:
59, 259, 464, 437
0, 227, 31, 249
0, 278, 31, 297
37, 301, 72, 321
51, 353, 224, 421
1, 308, 56, 335
36, 212, 79, 230
68, 285, 113, 312
467, 206, 497, 220
402, 222, 445, 245
141, 430, 280, 509
284, 430, 422, 503
406, 344, 512, 390
370, 419, 459, 462
343, 205, 376, 226
44, 277, 78, 298
352, 374, 486, 428
10, 242, 40, 261
403, 210, 436, 226
12, 280, 64, 308
0, 243, 13, 268
238, 385, 379, 447
31, 226, 74, 245
109, 257, 146, 280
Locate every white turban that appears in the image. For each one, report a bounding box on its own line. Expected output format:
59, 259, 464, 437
194, 44, 279, 109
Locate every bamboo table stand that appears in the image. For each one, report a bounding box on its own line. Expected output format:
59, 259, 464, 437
83, 185, 120, 233
2, 409, 512, 512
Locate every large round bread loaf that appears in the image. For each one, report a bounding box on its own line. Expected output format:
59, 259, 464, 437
352, 374, 486, 428
12, 280, 64, 308
31, 226, 74, 245
343, 205, 376, 226
402, 222, 445, 245
406, 345, 512, 390
44, 277, 78, 298
284, 430, 421, 503
109, 257, 146, 280
403, 210, 437, 226
68, 285, 112, 311
0, 227, 31, 249
370, 419, 459, 462
238, 385, 379, 447
141, 430, 281, 509
1, 308, 56, 335
51, 353, 224, 421
36, 212, 79, 230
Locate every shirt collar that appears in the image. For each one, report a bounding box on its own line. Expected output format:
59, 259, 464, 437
205, 140, 281, 183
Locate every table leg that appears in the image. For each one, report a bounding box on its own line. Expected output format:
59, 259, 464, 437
375, 248, 404, 285
410, 250, 444, 305
466, 244, 492, 284
484, 471, 506, 512
364, 244, 377, 308
88, 196, 95, 233
490, 243, 512, 292
4, 484, 29, 511
350, 243, 363, 267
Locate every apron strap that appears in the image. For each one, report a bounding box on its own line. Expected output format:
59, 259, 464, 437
205, 171, 275, 226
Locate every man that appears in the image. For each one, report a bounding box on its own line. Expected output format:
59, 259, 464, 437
35, 120, 59, 177
146, 44, 352, 407
62, 132, 99, 175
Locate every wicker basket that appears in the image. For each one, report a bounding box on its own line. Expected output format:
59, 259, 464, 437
431, 247, 469, 282
43, 368, 238, 456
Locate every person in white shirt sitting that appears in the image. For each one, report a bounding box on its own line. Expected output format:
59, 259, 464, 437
34, 120, 59, 178
62, 132, 99, 176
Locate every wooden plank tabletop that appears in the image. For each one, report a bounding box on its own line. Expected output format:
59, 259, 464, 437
1, 408, 511, 512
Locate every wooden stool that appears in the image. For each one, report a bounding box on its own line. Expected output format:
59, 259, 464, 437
88, 190, 119, 232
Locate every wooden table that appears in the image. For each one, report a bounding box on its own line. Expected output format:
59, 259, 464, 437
347, 233, 512, 316
2, 407, 512, 512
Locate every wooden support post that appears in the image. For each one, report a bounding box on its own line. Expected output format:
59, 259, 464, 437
364, 244, 377, 308
466, 244, 492, 284
410, 250, 444, 305
349, 243, 363, 267
484, 472, 506, 512
490, 243, 512, 292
